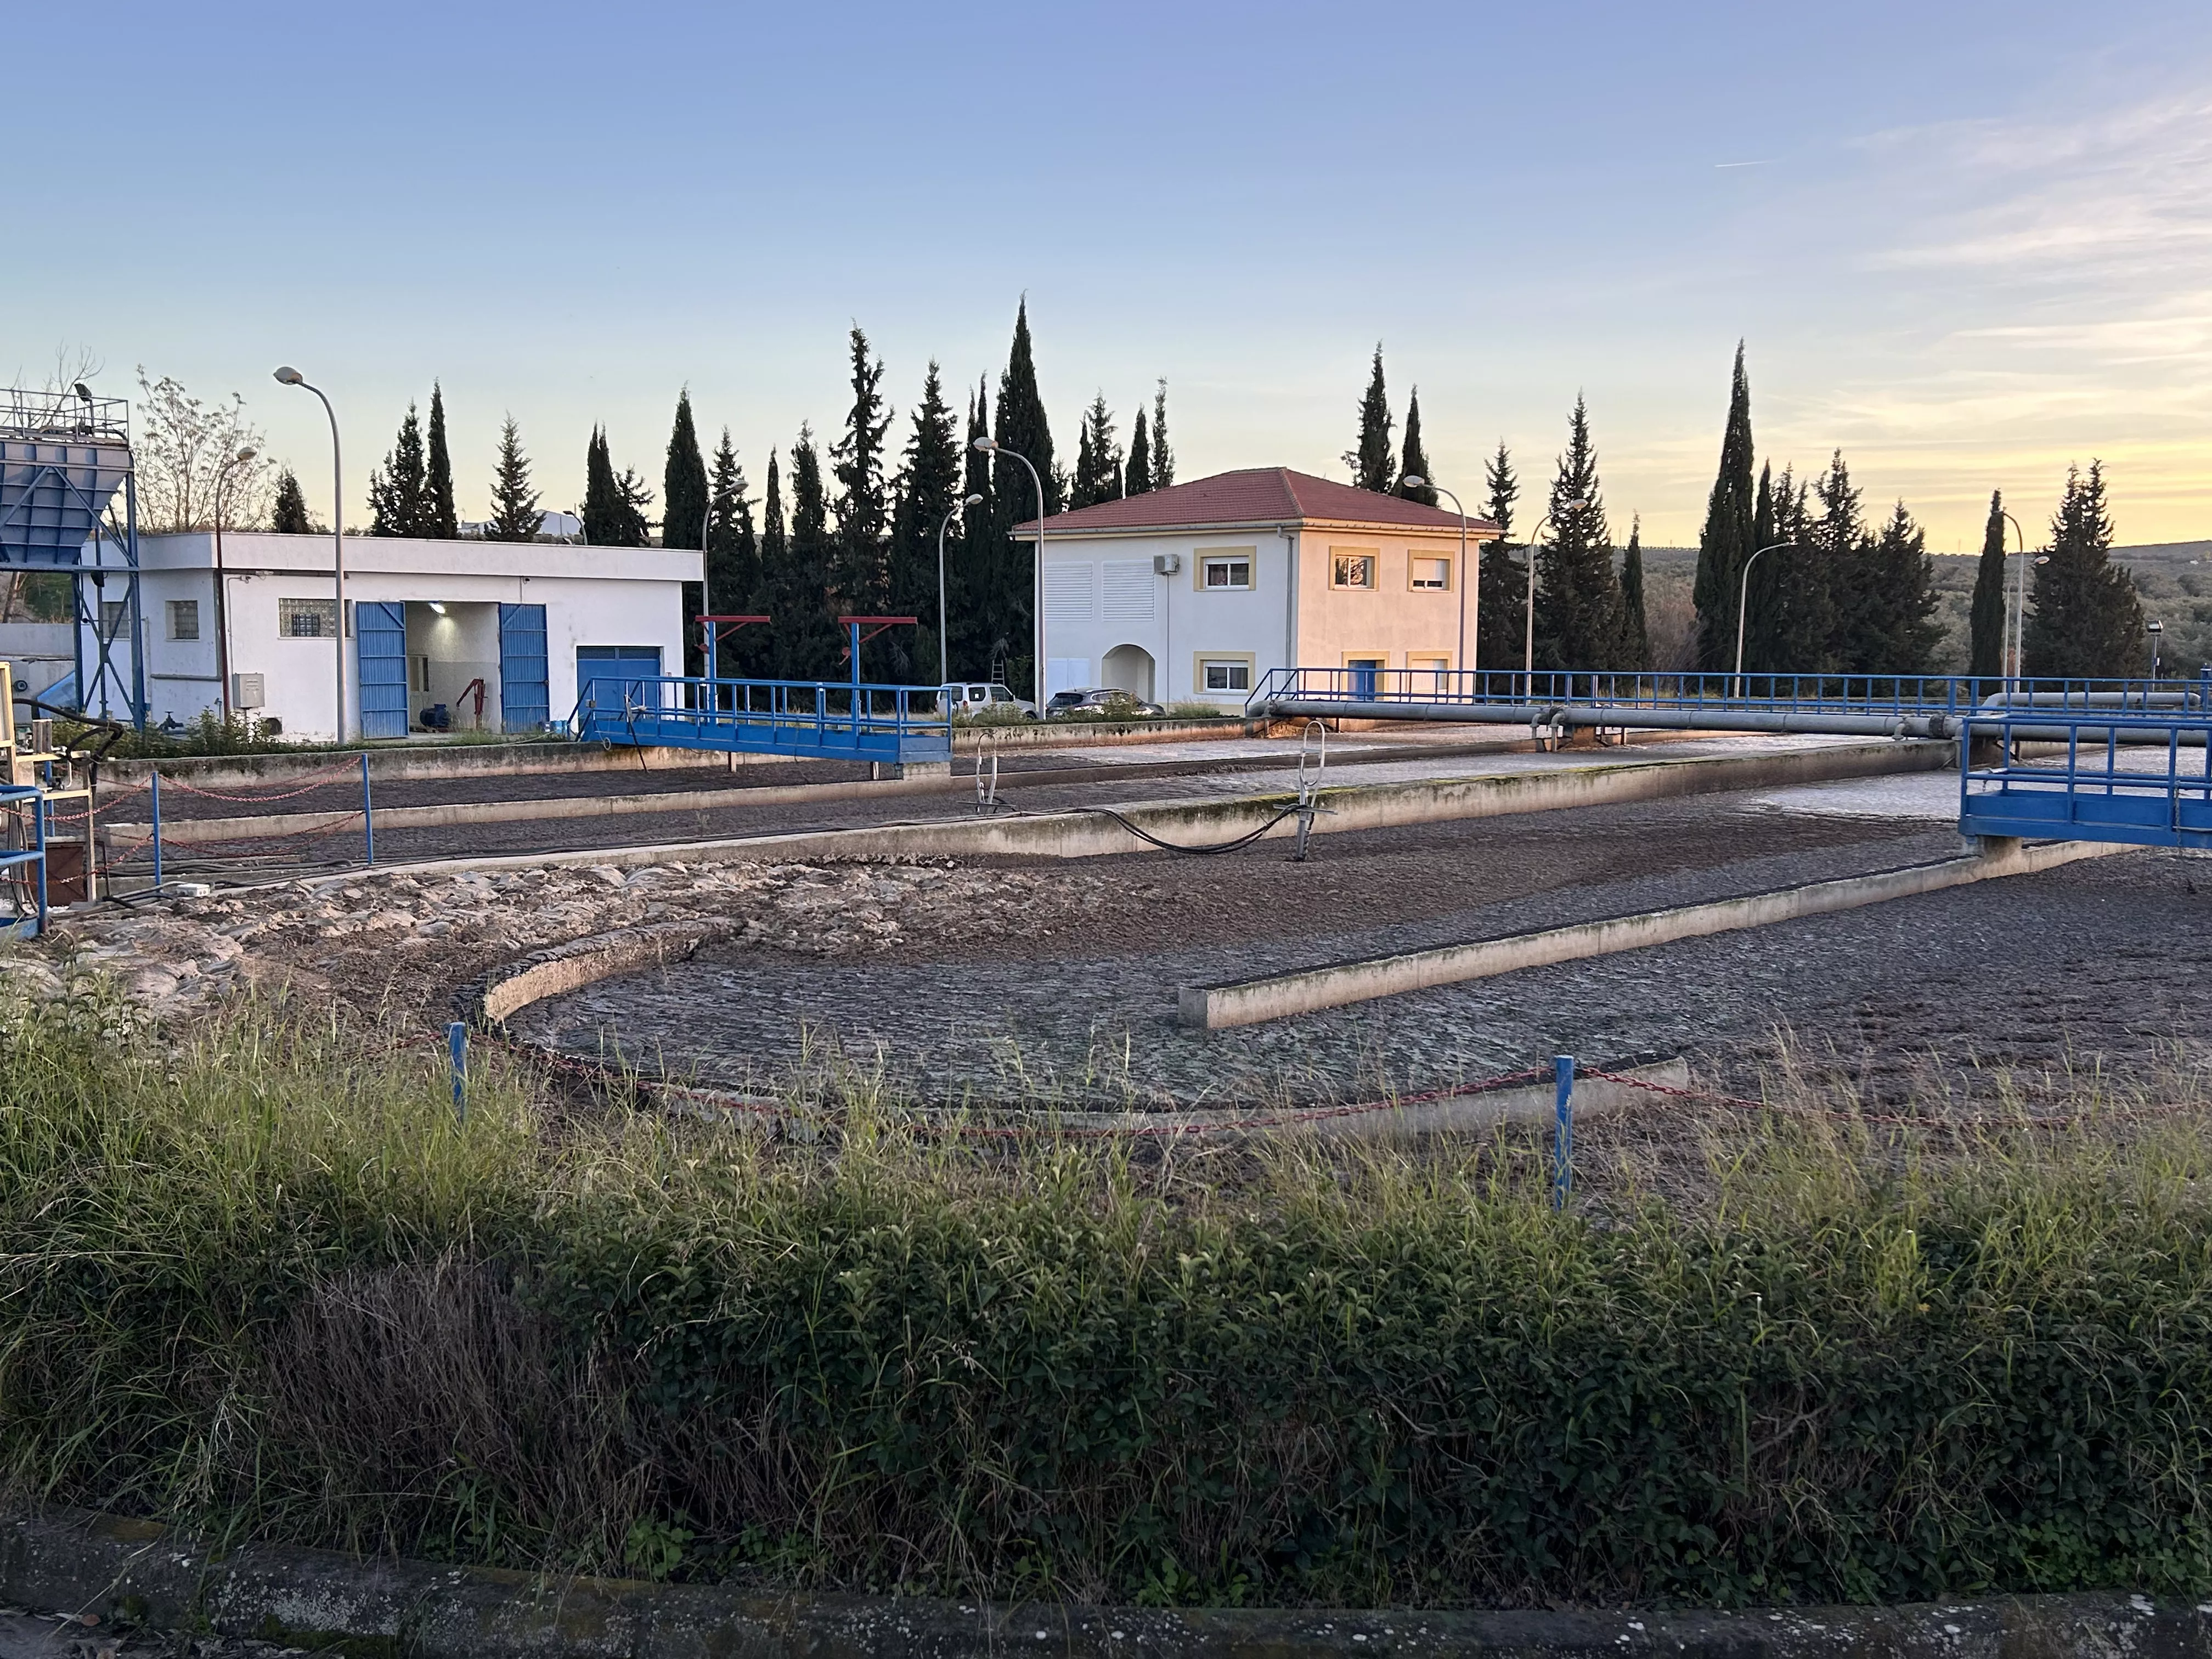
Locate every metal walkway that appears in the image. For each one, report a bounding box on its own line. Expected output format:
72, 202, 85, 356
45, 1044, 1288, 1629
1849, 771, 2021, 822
571, 674, 951, 765
1248, 668, 2209, 743
1960, 709, 2212, 851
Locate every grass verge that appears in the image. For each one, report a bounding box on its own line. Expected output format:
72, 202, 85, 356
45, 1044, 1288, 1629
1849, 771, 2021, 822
2, 983, 2209, 1609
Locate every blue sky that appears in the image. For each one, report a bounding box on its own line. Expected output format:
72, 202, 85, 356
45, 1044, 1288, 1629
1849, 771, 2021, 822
17, 1, 2212, 548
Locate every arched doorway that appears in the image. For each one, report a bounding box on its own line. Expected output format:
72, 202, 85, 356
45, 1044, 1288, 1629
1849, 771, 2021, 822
1102, 642, 1155, 701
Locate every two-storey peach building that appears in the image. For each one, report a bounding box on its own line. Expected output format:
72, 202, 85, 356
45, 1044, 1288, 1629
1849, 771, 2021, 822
1020, 468, 1500, 705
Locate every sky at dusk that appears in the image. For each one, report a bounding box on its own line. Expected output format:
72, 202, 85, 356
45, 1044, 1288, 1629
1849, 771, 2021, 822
15, 0, 2212, 551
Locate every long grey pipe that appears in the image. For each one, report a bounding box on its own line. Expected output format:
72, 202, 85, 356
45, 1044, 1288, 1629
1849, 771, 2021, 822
1255, 698, 2211, 747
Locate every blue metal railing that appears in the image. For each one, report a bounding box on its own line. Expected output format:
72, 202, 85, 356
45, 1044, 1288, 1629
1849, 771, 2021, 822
0, 781, 49, 939
1959, 709, 2212, 851
569, 674, 952, 763
1248, 667, 2208, 719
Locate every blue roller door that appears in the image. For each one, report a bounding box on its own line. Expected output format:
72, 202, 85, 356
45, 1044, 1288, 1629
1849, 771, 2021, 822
498, 603, 550, 732
575, 646, 663, 714
356, 601, 408, 738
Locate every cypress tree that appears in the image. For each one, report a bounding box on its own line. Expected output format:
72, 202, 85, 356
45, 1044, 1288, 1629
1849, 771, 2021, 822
782, 426, 839, 679
957, 380, 995, 679
2025, 461, 2145, 677
368, 403, 428, 536
1477, 442, 1523, 672
704, 430, 759, 675
1346, 346, 1395, 493
662, 390, 708, 551
1810, 451, 1867, 670
1150, 380, 1173, 489
989, 300, 1058, 697
1532, 395, 1623, 669
424, 383, 458, 539
582, 427, 623, 546
1070, 394, 1121, 509
830, 329, 894, 674
1692, 343, 1756, 672
1753, 466, 1826, 674
889, 361, 962, 683
484, 415, 541, 543
1397, 388, 1436, 503
1968, 490, 2009, 679
272, 469, 312, 534
1860, 500, 1941, 674
1125, 408, 1153, 497
1742, 461, 1782, 674
760, 448, 788, 672
1619, 516, 1651, 670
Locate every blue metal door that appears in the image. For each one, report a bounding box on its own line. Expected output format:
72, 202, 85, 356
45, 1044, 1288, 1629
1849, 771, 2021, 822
356, 601, 408, 738
1348, 658, 1381, 701
498, 603, 549, 732
575, 646, 662, 715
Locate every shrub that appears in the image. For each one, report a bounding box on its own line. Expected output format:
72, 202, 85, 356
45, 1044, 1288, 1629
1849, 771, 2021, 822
2, 992, 2209, 1607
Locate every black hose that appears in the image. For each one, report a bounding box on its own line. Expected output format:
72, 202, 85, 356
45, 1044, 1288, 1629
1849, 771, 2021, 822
1088, 803, 1304, 856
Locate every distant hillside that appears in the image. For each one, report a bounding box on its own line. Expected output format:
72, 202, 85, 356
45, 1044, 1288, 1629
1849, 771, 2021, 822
1628, 544, 2210, 674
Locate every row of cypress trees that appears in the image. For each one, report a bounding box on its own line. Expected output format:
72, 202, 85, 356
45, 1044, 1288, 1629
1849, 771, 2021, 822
1694, 345, 2146, 679
1347, 348, 1652, 672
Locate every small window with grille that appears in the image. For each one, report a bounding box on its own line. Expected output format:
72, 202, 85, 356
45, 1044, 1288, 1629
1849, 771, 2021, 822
279, 598, 337, 638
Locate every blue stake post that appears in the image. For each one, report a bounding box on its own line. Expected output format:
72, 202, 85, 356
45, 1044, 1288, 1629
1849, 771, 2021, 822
360, 752, 374, 866
149, 767, 163, 892
448, 1020, 468, 1121
1551, 1054, 1575, 1210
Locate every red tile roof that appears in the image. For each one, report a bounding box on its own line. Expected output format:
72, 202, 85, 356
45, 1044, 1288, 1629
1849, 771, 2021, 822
1017, 467, 1499, 535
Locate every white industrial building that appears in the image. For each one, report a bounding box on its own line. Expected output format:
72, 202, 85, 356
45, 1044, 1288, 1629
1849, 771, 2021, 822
37, 532, 700, 741
1025, 469, 1499, 704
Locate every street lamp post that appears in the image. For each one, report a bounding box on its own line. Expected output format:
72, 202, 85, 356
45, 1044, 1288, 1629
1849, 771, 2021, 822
2000, 510, 2032, 683
211, 445, 257, 720
972, 439, 1047, 712
2148, 619, 2164, 682
1398, 475, 1475, 675
273, 368, 346, 741
1731, 541, 1800, 697
936, 492, 984, 689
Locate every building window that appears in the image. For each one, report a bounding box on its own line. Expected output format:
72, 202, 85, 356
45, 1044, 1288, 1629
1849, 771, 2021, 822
99, 600, 129, 637
1330, 550, 1377, 589
1200, 657, 1252, 693
1201, 554, 1252, 590
167, 599, 200, 641
1410, 557, 1451, 590
279, 598, 337, 638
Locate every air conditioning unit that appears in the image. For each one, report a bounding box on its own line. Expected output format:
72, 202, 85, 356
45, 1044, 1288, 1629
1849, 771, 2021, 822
1153, 553, 1182, 575
232, 672, 266, 709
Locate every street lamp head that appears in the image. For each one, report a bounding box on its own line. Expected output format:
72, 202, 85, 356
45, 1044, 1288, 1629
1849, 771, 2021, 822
971, 437, 997, 454
963, 492, 984, 506
1562, 498, 1589, 512
235, 447, 257, 464
272, 366, 304, 386
1400, 475, 1425, 489
2149, 619, 2165, 633
72, 382, 93, 402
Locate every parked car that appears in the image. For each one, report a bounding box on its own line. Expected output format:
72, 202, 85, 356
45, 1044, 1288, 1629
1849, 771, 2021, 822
1060, 687, 1165, 719
938, 681, 1036, 718
1043, 687, 1099, 716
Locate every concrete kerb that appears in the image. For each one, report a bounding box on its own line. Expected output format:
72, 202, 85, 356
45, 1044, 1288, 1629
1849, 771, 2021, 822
2, 1506, 2203, 1659
287, 738, 1961, 891
1181, 837, 2132, 1030
99, 740, 743, 792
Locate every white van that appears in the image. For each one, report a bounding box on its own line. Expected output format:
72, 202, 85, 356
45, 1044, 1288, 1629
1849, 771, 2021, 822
938, 682, 1036, 718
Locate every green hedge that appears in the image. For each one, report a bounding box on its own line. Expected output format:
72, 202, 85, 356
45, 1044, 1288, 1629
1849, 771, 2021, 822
2, 995, 2208, 1607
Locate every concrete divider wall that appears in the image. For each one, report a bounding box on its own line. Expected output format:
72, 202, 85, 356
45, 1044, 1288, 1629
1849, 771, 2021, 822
103, 741, 746, 792
312, 738, 1959, 887
1181, 837, 2124, 1030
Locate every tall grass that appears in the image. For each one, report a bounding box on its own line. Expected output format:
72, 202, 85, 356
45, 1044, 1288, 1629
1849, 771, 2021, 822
2, 982, 2209, 1607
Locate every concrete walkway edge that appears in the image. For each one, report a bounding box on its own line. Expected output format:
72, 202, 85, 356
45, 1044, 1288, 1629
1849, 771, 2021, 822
0, 1506, 2197, 1659
1181, 838, 2128, 1029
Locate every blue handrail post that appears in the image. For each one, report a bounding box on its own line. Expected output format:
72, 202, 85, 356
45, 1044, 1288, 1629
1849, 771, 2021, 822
149, 767, 163, 892
1551, 1054, 1575, 1210
448, 1020, 468, 1122
360, 752, 374, 866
